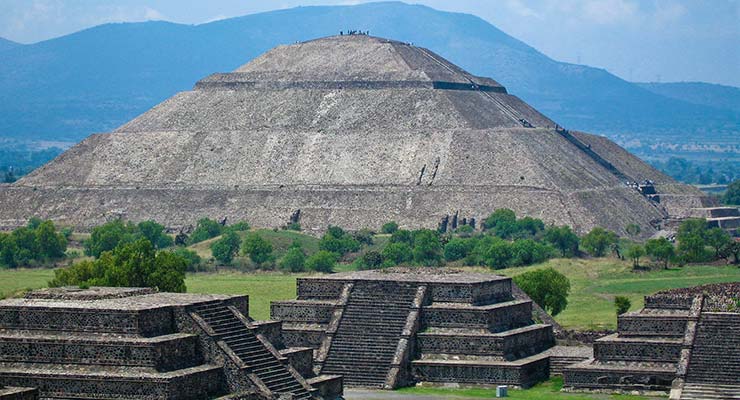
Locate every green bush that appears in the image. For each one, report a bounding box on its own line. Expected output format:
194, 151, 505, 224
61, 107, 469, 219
382, 242, 413, 265
511, 239, 552, 266
242, 233, 273, 265
544, 225, 580, 257
211, 231, 241, 265
444, 238, 471, 261
412, 229, 443, 266
614, 296, 631, 315
169, 247, 204, 272
484, 238, 513, 269
50, 238, 186, 292
305, 250, 338, 273
319, 226, 361, 256
188, 218, 223, 245
0, 219, 68, 267
279, 247, 306, 272
645, 237, 675, 269
381, 221, 399, 234
625, 244, 645, 269
581, 227, 618, 257
513, 267, 570, 316
359, 250, 384, 270
389, 229, 413, 245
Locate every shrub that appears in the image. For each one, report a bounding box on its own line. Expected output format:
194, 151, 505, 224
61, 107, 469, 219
581, 227, 618, 257
285, 222, 301, 231
85, 220, 137, 258
625, 223, 641, 237
353, 229, 374, 246
483, 209, 517, 237
705, 227, 732, 259
544, 225, 579, 257
188, 218, 223, 245
225, 221, 251, 233
625, 244, 645, 269
50, 238, 186, 292
381, 221, 399, 234
676, 218, 712, 262
211, 232, 241, 265
389, 229, 413, 245
319, 226, 361, 256
305, 250, 337, 273
513, 267, 570, 316
412, 229, 443, 266
484, 238, 513, 269
614, 296, 631, 315
723, 179, 740, 205
279, 247, 306, 272
137, 220, 173, 249
169, 247, 204, 272
444, 238, 470, 262
511, 239, 552, 266
241, 233, 273, 265
382, 242, 413, 265
645, 237, 675, 269
359, 250, 384, 270
0, 219, 68, 267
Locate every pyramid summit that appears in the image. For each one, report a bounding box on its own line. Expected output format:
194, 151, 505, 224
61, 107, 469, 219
0, 35, 710, 234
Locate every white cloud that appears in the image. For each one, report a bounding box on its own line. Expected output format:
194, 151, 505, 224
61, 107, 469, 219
505, 0, 543, 19
581, 0, 638, 24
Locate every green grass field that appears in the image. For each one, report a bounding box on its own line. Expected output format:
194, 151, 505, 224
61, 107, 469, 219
397, 377, 660, 399
1, 256, 737, 327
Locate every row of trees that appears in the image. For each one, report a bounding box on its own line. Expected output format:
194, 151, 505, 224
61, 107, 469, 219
0, 218, 68, 268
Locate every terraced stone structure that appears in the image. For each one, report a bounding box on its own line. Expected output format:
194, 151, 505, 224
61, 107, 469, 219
0, 287, 342, 400
0, 34, 710, 236
564, 283, 740, 400
271, 269, 555, 389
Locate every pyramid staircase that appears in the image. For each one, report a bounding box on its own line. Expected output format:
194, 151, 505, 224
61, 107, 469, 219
680, 312, 740, 400
190, 301, 314, 400
319, 281, 418, 387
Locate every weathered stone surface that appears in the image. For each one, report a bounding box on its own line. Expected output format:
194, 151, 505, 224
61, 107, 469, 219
0, 35, 708, 236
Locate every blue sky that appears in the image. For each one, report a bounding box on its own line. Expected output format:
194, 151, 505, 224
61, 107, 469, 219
1, 0, 738, 86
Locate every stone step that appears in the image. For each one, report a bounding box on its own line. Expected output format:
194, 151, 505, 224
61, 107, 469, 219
0, 362, 226, 400
680, 383, 740, 400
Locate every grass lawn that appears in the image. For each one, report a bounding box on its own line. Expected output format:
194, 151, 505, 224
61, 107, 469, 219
397, 377, 660, 399
0, 268, 55, 299
495, 258, 740, 330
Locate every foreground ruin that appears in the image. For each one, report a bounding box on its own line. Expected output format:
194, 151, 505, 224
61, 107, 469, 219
0, 287, 342, 400
564, 283, 740, 400
0, 35, 710, 236
271, 269, 555, 389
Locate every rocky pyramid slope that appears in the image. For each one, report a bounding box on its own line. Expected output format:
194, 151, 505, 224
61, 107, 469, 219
0, 35, 710, 234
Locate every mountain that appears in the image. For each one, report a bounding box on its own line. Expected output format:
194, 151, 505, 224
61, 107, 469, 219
0, 37, 21, 52
0, 1, 737, 144
637, 82, 740, 113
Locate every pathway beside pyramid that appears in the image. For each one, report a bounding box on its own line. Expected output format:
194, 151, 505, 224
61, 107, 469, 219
0, 35, 711, 236
0, 287, 342, 400
271, 268, 555, 389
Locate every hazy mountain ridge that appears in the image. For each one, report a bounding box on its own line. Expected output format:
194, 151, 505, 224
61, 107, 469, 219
0, 1, 736, 145
637, 82, 740, 113
0, 37, 21, 52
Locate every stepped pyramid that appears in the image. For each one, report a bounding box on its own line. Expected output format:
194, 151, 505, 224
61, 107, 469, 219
271, 269, 555, 389
0, 287, 342, 399
0, 35, 710, 234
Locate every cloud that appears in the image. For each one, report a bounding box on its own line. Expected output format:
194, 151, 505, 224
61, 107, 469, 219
505, 0, 543, 19
581, 0, 638, 24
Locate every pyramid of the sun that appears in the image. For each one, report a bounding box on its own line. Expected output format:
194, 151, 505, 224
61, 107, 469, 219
0, 35, 710, 234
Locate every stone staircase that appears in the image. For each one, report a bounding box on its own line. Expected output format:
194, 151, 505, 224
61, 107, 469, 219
191, 301, 313, 400
320, 281, 417, 387
681, 312, 740, 399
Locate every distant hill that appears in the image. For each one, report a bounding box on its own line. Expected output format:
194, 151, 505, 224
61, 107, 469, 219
637, 82, 740, 113
0, 1, 737, 144
0, 37, 21, 52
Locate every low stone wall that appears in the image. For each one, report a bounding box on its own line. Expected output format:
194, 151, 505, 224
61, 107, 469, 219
564, 365, 675, 391
271, 301, 334, 324
411, 356, 549, 388
0, 306, 174, 337
417, 325, 553, 360
281, 325, 326, 349
593, 336, 682, 363
421, 300, 532, 331
617, 313, 687, 337
0, 334, 201, 371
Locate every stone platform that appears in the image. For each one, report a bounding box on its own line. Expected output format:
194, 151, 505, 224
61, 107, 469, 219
271, 269, 555, 389
0, 287, 343, 400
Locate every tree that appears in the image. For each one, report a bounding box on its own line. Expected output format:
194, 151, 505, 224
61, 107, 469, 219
625, 244, 645, 269
513, 267, 571, 316
625, 223, 641, 237
211, 231, 241, 264
581, 227, 618, 257
382, 242, 412, 265
444, 238, 470, 262
305, 250, 337, 273
515, 217, 545, 237
353, 229, 374, 246
614, 296, 631, 315
85, 220, 137, 258
705, 227, 732, 259
645, 237, 675, 269
241, 233, 272, 265
319, 226, 360, 256
169, 247, 203, 272
719, 241, 740, 264
34, 220, 67, 259
483, 209, 517, 238
359, 250, 383, 270
381, 221, 399, 234
51, 238, 186, 292
137, 220, 173, 249
484, 238, 513, 269
724, 179, 740, 205
676, 218, 710, 262
412, 229, 442, 266
544, 226, 579, 257
188, 218, 223, 245
511, 239, 552, 266
279, 247, 306, 272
